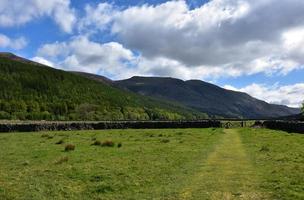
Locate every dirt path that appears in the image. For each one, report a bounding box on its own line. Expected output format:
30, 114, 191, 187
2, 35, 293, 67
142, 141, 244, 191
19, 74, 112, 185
180, 129, 268, 200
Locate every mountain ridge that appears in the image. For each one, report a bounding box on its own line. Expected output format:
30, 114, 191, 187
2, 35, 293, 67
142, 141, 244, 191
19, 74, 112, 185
74, 71, 300, 118
0, 53, 206, 120
1, 52, 299, 120
113, 76, 300, 119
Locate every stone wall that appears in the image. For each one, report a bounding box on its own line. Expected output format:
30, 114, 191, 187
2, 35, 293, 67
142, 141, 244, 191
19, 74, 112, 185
0, 120, 221, 133
262, 121, 304, 134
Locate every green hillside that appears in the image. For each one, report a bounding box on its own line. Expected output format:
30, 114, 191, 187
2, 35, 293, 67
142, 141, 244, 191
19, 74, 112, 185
0, 54, 206, 120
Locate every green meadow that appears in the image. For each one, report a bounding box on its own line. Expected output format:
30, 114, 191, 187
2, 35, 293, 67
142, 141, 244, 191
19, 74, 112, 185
0, 128, 303, 200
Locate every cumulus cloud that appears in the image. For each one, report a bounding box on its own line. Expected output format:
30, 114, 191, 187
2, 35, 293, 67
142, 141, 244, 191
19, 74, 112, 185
37, 36, 138, 79
0, 34, 27, 50
33, 0, 304, 81
78, 3, 116, 33
77, 0, 304, 79
36, 36, 237, 80
224, 83, 304, 108
0, 0, 76, 33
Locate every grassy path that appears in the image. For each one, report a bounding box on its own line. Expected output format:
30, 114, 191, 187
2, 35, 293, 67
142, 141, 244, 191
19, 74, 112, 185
180, 129, 268, 200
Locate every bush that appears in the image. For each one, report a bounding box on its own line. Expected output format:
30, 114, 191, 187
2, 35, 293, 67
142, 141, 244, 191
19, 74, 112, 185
101, 140, 115, 147
117, 142, 122, 148
64, 144, 75, 151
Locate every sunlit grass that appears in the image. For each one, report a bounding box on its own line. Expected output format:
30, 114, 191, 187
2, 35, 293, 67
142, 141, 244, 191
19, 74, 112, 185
0, 128, 303, 200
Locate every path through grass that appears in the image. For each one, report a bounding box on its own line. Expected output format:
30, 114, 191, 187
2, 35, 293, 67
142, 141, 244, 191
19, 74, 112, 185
180, 129, 268, 200
0, 128, 303, 199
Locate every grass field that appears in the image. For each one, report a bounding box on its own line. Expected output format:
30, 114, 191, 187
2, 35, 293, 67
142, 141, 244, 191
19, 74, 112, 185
0, 128, 303, 200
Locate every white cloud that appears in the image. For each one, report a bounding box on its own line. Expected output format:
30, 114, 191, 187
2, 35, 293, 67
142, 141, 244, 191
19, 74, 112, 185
32, 0, 304, 82
282, 27, 304, 65
37, 36, 137, 79
77, 0, 304, 79
0, 34, 27, 50
0, 0, 76, 33
31, 56, 55, 67
78, 3, 116, 33
224, 83, 304, 107
36, 36, 253, 80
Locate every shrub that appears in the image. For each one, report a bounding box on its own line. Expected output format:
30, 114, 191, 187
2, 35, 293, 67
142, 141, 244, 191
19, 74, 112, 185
55, 156, 69, 164
64, 144, 75, 151
92, 140, 102, 146
101, 140, 115, 147
117, 142, 122, 148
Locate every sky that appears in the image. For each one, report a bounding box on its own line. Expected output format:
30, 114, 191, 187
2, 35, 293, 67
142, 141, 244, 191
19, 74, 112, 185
0, 0, 303, 108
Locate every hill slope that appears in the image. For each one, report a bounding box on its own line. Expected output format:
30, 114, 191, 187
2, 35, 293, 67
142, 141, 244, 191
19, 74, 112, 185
0, 53, 206, 120
115, 76, 300, 119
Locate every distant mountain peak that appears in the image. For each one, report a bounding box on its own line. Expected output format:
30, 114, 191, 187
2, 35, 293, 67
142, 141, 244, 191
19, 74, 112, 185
130, 75, 178, 80
0, 52, 44, 66
0, 52, 17, 58
115, 76, 300, 119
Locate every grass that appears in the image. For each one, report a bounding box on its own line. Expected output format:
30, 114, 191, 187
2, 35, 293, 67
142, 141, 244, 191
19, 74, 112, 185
180, 129, 266, 199
0, 128, 303, 199
239, 128, 304, 200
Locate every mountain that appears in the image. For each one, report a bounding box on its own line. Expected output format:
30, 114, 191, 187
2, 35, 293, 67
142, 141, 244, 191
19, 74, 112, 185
115, 76, 300, 119
2, 52, 299, 120
0, 53, 206, 121
0, 52, 45, 66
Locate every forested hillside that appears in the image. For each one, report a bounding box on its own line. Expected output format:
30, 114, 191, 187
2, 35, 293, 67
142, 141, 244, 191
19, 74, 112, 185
0, 54, 206, 120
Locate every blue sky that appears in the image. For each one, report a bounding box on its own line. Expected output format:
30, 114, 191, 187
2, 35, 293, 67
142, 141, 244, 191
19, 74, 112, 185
0, 0, 303, 107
